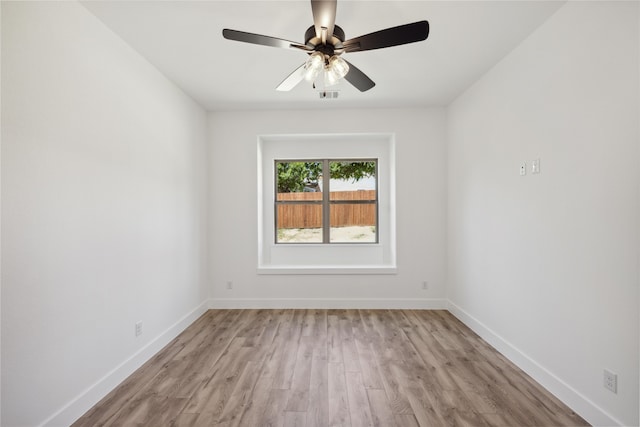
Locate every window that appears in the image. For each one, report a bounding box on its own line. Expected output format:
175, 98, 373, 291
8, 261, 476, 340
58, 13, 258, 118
275, 159, 378, 244
258, 133, 396, 274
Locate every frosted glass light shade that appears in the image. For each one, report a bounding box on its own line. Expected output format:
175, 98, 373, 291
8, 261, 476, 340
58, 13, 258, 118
304, 52, 324, 82
325, 55, 349, 86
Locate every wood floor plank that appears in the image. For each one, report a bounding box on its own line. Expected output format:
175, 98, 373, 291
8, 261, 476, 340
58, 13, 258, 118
328, 362, 351, 426
311, 309, 329, 361
345, 371, 374, 427
172, 311, 253, 400
182, 338, 253, 416
470, 360, 559, 426
340, 312, 361, 373
260, 389, 289, 427
74, 309, 590, 427
357, 310, 378, 339
107, 392, 177, 426
285, 336, 314, 412
258, 315, 292, 386
306, 351, 330, 427
369, 342, 413, 414
480, 411, 524, 427
272, 310, 304, 390
402, 385, 444, 426
367, 388, 397, 427
353, 342, 383, 390
234, 373, 275, 426
400, 311, 461, 392
144, 397, 188, 426
283, 411, 307, 427
256, 309, 282, 347
172, 412, 217, 427
327, 312, 344, 364
394, 414, 420, 427
215, 361, 263, 426
427, 386, 490, 426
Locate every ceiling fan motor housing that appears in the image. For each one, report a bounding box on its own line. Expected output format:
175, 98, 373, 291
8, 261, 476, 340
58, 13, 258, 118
305, 25, 345, 50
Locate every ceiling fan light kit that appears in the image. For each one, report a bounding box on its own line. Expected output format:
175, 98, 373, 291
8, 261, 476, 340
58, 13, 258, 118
303, 51, 325, 82
325, 55, 349, 86
223, 0, 429, 94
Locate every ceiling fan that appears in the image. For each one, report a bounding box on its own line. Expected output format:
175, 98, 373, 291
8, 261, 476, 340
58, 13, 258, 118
222, 0, 429, 93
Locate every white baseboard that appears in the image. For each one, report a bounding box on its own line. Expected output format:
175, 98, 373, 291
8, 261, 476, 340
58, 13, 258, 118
208, 297, 448, 310
447, 300, 622, 427
41, 300, 209, 427
40, 299, 614, 427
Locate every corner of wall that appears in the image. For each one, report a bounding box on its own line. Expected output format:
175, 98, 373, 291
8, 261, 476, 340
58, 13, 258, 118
446, 301, 623, 427
42, 301, 209, 427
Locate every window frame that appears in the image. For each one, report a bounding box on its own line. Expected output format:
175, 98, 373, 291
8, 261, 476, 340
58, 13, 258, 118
274, 159, 379, 244
257, 133, 396, 274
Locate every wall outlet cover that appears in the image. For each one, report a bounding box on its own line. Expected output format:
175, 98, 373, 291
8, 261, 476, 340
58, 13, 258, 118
135, 321, 143, 337
603, 369, 617, 393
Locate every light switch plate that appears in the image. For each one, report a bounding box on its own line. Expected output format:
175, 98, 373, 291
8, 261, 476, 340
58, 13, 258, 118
532, 159, 540, 174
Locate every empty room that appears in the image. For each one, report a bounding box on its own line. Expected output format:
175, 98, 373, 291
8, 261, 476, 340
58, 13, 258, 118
1, 1, 638, 426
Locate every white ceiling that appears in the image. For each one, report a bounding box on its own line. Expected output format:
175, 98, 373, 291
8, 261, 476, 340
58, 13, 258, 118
81, 1, 565, 111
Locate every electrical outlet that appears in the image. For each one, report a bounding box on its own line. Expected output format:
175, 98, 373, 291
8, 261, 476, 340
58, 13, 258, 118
422, 281, 428, 290
226, 281, 233, 290
519, 162, 527, 176
603, 369, 617, 393
135, 321, 143, 337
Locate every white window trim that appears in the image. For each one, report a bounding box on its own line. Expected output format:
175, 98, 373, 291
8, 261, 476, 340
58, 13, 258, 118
257, 133, 396, 274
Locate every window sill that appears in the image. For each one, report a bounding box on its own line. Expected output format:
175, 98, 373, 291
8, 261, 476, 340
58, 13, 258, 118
272, 243, 380, 247
257, 266, 398, 275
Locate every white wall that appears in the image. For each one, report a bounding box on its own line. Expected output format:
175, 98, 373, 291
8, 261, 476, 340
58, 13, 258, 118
447, 2, 639, 426
1, 2, 209, 426
2, 1, 636, 425
209, 108, 447, 308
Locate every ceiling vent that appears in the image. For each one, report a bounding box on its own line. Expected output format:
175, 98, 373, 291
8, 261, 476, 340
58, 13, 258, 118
318, 91, 339, 99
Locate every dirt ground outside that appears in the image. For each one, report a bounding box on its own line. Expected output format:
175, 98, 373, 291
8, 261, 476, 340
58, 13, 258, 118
277, 225, 376, 243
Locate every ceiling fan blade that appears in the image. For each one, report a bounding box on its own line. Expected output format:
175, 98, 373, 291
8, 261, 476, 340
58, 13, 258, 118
343, 60, 375, 92
222, 29, 310, 50
343, 21, 429, 53
276, 64, 307, 92
311, 0, 337, 40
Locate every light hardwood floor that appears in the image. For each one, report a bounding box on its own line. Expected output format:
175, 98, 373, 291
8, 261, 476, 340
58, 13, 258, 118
73, 309, 589, 427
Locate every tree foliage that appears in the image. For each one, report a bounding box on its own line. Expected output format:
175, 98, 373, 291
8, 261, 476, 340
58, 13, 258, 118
331, 161, 376, 182
277, 161, 376, 193
276, 162, 322, 193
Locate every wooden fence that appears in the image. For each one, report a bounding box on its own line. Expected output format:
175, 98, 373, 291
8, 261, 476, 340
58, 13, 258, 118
277, 190, 376, 229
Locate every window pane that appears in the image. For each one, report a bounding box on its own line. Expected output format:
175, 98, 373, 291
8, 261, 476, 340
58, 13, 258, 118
276, 204, 323, 243
329, 161, 376, 201
276, 161, 322, 199
275, 159, 378, 244
330, 203, 376, 243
